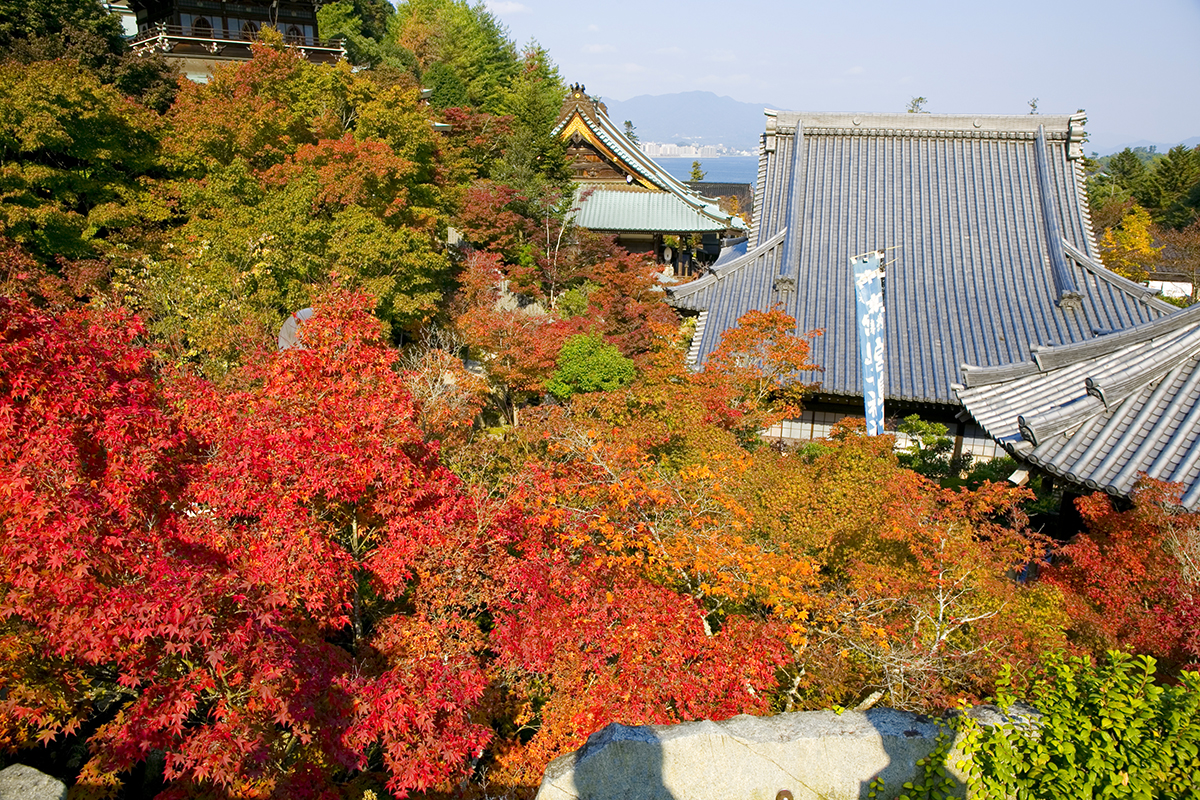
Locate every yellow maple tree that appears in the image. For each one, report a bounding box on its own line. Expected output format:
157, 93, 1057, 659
1100, 204, 1162, 283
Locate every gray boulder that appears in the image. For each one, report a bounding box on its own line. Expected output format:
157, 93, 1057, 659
0, 765, 67, 800
536, 708, 965, 800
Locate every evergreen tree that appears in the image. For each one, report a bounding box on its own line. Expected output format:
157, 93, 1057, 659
1148, 145, 1200, 229
0, 0, 125, 54
623, 119, 639, 145
390, 0, 519, 113
1107, 147, 1150, 194
349, 0, 395, 41
493, 44, 569, 195
0, 0, 178, 111
425, 61, 469, 108
317, 0, 421, 73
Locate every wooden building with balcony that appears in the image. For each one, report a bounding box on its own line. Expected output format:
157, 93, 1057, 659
128, 0, 344, 82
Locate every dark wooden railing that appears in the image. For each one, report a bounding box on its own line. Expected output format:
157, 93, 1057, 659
131, 23, 345, 56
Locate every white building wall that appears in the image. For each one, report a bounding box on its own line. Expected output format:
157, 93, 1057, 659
766, 410, 1006, 463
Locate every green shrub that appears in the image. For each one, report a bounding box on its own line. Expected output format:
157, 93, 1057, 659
958, 651, 1200, 798
896, 414, 972, 483
545, 334, 635, 402
556, 281, 596, 318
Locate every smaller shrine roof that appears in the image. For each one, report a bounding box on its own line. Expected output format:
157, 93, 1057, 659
571, 186, 739, 233
555, 88, 745, 233
955, 303, 1200, 509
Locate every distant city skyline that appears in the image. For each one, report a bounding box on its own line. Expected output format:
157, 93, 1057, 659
638, 143, 756, 158
482, 0, 1200, 156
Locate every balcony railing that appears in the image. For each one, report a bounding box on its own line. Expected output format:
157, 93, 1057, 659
131, 23, 346, 60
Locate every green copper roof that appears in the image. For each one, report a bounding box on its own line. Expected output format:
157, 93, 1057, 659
571, 187, 745, 233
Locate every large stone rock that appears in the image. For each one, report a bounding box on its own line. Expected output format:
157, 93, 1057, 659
535, 709, 965, 800
0, 765, 67, 800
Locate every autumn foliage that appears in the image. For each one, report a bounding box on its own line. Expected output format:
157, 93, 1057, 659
1043, 480, 1200, 670
4, 259, 1198, 798
1, 290, 509, 796
3, 15, 1198, 799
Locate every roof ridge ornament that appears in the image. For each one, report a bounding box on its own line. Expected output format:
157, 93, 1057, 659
1067, 112, 1087, 160
1017, 394, 1106, 446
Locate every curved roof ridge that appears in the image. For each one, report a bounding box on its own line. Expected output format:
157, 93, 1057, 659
1070, 156, 1103, 261
588, 107, 712, 199
959, 304, 1195, 384
1061, 239, 1173, 310
1084, 325, 1200, 401
956, 307, 1200, 509
1027, 302, 1200, 371
665, 229, 787, 303
1008, 326, 1200, 446
556, 97, 726, 207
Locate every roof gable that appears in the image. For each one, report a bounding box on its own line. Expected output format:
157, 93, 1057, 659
554, 89, 744, 233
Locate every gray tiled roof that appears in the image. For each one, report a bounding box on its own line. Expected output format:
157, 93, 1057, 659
955, 302, 1200, 509
667, 111, 1175, 405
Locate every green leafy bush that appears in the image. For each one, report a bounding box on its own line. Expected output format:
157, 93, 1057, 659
556, 281, 596, 318
896, 414, 972, 483
545, 333, 635, 402
958, 651, 1200, 798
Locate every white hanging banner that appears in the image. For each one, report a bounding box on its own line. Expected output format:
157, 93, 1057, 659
850, 250, 886, 435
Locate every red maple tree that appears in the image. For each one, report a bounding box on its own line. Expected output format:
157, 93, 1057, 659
0, 289, 511, 797
1044, 480, 1200, 670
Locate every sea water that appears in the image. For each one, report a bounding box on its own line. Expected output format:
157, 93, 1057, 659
652, 156, 759, 186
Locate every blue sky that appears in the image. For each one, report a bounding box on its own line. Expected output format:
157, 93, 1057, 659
481, 0, 1200, 154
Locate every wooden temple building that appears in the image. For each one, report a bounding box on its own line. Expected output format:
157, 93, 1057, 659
666, 109, 1179, 468
554, 86, 747, 275
126, 0, 344, 81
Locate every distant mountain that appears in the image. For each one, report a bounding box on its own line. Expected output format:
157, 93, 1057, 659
1090, 136, 1200, 157
600, 91, 778, 151
601, 95, 1200, 160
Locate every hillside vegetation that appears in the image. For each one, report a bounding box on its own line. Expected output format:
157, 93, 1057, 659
1088, 144, 1200, 297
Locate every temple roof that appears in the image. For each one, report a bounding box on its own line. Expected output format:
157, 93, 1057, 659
668, 110, 1174, 405
569, 186, 739, 233
955, 302, 1200, 508
554, 89, 744, 234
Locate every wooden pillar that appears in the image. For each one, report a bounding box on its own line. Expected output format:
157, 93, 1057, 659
952, 420, 966, 462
